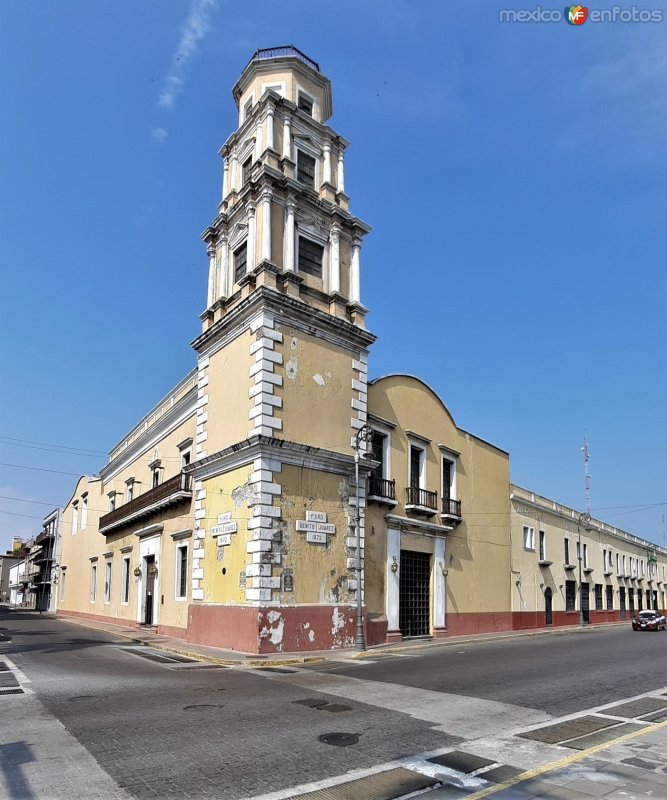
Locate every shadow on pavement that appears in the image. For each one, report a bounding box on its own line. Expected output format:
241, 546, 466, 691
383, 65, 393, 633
0, 741, 36, 800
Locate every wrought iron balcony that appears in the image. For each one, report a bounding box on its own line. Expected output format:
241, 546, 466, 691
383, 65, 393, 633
441, 497, 462, 522
99, 472, 193, 534
367, 476, 397, 504
405, 487, 438, 514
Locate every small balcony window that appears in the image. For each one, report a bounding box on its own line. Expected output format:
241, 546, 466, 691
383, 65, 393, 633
297, 91, 314, 116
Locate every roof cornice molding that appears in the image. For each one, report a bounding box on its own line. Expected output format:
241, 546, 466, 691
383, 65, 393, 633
100, 388, 197, 484
192, 284, 376, 357
188, 435, 356, 482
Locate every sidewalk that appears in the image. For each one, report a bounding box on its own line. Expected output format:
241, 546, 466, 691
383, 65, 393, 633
422, 719, 667, 798
47, 610, 627, 667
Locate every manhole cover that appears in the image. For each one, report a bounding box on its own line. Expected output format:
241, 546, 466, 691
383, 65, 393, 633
183, 704, 224, 711
318, 732, 359, 747
68, 695, 107, 703
293, 699, 330, 708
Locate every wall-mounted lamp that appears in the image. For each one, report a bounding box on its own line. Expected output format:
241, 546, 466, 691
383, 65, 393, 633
515, 579, 521, 587
133, 566, 142, 577
147, 563, 159, 577
391, 556, 399, 573
439, 561, 448, 576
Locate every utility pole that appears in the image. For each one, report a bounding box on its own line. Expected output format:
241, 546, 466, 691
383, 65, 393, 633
578, 437, 592, 626
353, 423, 372, 651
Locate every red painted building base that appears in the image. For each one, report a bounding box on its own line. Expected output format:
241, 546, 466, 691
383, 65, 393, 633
187, 604, 384, 654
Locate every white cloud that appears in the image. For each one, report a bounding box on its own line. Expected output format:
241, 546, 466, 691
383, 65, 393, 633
151, 127, 168, 144
157, 0, 217, 110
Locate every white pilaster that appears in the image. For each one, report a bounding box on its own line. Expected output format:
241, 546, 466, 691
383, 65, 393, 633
247, 203, 256, 273
222, 159, 229, 201
337, 151, 345, 193
261, 189, 272, 262
206, 244, 217, 308
230, 153, 239, 193
285, 198, 296, 272
329, 225, 341, 294
350, 237, 361, 303
266, 107, 274, 150
434, 537, 446, 629
386, 527, 400, 632
322, 141, 332, 186
282, 115, 291, 160
254, 120, 263, 162
218, 234, 229, 299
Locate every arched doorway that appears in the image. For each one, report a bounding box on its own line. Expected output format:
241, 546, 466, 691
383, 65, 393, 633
544, 587, 553, 626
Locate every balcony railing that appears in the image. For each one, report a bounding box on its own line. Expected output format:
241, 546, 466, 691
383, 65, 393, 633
405, 487, 438, 511
250, 46, 319, 72
367, 476, 396, 502
99, 472, 192, 534
441, 497, 462, 518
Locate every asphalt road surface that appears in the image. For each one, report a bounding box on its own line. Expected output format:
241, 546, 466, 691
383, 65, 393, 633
2, 608, 665, 799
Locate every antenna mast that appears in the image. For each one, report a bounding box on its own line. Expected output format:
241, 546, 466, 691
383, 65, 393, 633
582, 436, 591, 516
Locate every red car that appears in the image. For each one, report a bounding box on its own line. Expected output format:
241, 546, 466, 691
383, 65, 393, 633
632, 610, 667, 631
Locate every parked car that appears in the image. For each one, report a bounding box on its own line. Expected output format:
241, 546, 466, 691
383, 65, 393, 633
632, 610, 667, 631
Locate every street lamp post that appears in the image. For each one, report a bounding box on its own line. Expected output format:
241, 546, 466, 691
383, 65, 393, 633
578, 512, 591, 627
354, 423, 372, 651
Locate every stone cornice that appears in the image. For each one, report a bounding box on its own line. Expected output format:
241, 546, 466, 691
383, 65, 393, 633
384, 514, 453, 537
191, 284, 376, 357
188, 435, 358, 482
100, 387, 197, 484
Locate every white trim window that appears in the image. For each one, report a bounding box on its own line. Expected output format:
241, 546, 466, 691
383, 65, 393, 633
539, 530, 546, 561
126, 478, 135, 503
440, 450, 458, 514
297, 90, 314, 116
175, 543, 189, 601
71, 501, 79, 535
121, 556, 130, 605
108, 492, 117, 512
90, 564, 97, 603
297, 235, 324, 278
104, 560, 112, 604
523, 525, 535, 551
296, 149, 317, 189
81, 493, 88, 530
583, 543, 589, 569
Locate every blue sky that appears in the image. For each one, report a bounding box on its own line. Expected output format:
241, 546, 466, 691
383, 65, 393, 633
1, 0, 666, 552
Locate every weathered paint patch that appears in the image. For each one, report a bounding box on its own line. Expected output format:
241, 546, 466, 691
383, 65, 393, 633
286, 357, 298, 380
231, 479, 259, 508
313, 373, 325, 386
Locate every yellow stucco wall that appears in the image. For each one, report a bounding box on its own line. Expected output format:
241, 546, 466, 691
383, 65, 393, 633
205, 330, 253, 452
278, 327, 356, 453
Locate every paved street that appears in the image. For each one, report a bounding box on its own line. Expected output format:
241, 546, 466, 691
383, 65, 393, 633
2, 607, 667, 799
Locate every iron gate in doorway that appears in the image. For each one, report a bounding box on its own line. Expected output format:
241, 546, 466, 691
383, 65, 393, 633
399, 550, 431, 637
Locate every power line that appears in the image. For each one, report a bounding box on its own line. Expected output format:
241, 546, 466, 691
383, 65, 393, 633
0, 462, 87, 476
0, 434, 107, 456
0, 495, 61, 507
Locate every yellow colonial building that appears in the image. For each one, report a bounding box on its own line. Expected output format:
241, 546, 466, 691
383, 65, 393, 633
56, 47, 667, 652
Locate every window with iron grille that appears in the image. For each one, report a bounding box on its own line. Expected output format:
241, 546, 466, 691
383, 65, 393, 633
565, 580, 576, 611
646, 589, 651, 608
121, 556, 130, 604
410, 446, 422, 489
371, 432, 385, 479
564, 538, 570, 565
234, 242, 247, 284
628, 588, 634, 612
297, 92, 313, 115
297, 150, 316, 187
606, 585, 614, 610
594, 583, 603, 610
442, 459, 452, 501
104, 561, 112, 604
90, 564, 97, 603
242, 155, 252, 184
638, 590, 643, 611
176, 544, 188, 600
298, 237, 323, 277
